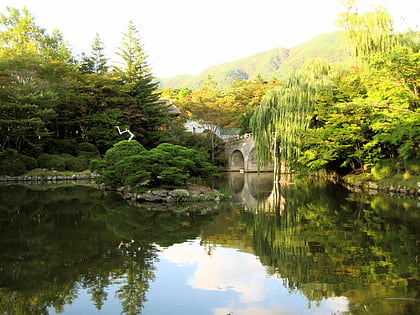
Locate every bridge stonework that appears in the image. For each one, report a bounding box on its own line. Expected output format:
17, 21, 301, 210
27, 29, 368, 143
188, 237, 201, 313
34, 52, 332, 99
224, 135, 273, 172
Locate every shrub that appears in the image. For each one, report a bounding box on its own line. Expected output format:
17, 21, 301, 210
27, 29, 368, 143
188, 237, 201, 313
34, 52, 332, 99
404, 159, 419, 175
104, 140, 146, 164
114, 155, 151, 188
19, 154, 38, 171
43, 139, 78, 155
158, 166, 189, 187
89, 159, 107, 172
64, 155, 88, 172
96, 142, 217, 189
37, 154, 66, 171
77, 142, 100, 159
0, 149, 26, 176
371, 159, 396, 180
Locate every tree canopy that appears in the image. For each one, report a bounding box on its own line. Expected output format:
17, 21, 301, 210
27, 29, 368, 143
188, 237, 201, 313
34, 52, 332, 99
0, 7, 170, 160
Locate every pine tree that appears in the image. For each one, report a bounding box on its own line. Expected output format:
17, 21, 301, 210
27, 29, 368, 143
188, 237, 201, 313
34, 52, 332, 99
80, 33, 108, 73
114, 21, 168, 148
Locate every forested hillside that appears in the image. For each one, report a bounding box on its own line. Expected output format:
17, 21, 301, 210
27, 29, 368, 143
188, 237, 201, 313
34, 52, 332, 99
159, 32, 352, 89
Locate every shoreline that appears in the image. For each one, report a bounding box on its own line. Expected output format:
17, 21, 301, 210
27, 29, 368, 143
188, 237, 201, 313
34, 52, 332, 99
340, 176, 419, 197
1, 172, 418, 198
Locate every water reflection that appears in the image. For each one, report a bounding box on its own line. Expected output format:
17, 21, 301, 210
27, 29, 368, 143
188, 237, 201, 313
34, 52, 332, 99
0, 175, 419, 314
147, 239, 350, 315
0, 185, 218, 314
205, 173, 420, 314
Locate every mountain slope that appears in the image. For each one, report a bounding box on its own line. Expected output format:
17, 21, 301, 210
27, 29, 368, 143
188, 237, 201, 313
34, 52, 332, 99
159, 32, 351, 89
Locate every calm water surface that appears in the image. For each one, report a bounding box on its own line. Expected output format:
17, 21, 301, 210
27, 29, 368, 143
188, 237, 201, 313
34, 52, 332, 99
0, 173, 418, 315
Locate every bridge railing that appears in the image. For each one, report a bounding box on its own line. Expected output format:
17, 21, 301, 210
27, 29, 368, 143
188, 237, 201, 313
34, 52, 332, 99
220, 133, 252, 142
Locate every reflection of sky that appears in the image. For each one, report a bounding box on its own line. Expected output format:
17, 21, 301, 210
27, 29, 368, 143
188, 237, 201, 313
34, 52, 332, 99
48, 238, 349, 314
144, 238, 350, 315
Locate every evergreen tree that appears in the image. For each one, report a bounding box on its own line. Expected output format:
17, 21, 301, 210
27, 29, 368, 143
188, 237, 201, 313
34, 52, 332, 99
114, 21, 168, 148
114, 20, 152, 83
80, 33, 108, 74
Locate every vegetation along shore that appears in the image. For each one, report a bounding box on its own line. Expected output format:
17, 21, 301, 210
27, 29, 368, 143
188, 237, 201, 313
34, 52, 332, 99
0, 4, 418, 197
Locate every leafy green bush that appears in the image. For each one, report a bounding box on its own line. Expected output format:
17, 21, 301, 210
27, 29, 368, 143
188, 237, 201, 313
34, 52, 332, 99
0, 149, 26, 176
158, 166, 189, 187
37, 153, 92, 172
64, 155, 88, 172
371, 159, 396, 180
19, 154, 38, 171
77, 142, 100, 159
114, 155, 151, 188
95, 141, 217, 189
404, 159, 419, 175
104, 140, 146, 164
37, 154, 66, 171
89, 159, 107, 172
43, 139, 78, 155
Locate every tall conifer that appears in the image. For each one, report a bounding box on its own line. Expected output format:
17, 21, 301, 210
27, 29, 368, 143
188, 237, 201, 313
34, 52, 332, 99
114, 21, 168, 148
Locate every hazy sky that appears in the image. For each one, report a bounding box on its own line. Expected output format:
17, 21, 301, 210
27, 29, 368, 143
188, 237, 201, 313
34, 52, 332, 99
1, 0, 418, 77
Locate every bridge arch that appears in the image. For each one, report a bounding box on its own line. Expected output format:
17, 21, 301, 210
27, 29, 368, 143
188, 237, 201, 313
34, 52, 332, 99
230, 150, 245, 171
224, 135, 273, 172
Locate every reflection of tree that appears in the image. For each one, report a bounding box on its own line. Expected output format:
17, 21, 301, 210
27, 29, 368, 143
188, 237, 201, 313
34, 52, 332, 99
247, 177, 419, 310
84, 274, 111, 310
116, 247, 157, 315
0, 185, 219, 315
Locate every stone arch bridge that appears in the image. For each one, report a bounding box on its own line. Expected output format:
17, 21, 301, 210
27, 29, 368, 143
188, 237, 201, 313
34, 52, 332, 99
223, 134, 273, 172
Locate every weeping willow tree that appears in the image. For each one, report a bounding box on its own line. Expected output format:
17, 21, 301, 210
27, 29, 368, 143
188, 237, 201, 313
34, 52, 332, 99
250, 74, 317, 176
336, 0, 399, 60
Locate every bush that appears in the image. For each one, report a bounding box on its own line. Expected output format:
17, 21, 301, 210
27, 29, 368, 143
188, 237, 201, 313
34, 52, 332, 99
37, 154, 66, 171
104, 140, 146, 164
64, 155, 88, 172
20, 154, 38, 171
115, 155, 152, 188
0, 149, 26, 176
158, 166, 189, 187
89, 159, 107, 172
43, 139, 78, 155
37, 153, 90, 172
96, 142, 218, 189
77, 142, 100, 159
404, 159, 419, 175
371, 159, 396, 180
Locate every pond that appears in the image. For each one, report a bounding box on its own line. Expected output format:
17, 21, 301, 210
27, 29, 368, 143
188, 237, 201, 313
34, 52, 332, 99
0, 173, 418, 314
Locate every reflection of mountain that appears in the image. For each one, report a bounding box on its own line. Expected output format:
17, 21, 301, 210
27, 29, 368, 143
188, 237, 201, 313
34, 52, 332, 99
0, 185, 219, 314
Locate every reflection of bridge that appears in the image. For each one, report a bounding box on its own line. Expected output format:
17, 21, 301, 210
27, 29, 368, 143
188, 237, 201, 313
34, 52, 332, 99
227, 172, 285, 212
223, 134, 273, 172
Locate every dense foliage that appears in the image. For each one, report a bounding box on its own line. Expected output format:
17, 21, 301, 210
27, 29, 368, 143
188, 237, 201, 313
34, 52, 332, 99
1, 4, 418, 182
248, 3, 419, 177
0, 7, 172, 170
92, 140, 218, 189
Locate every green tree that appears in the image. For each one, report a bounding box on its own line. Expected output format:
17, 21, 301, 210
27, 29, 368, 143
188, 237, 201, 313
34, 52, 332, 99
336, 1, 398, 60
0, 7, 72, 61
79, 33, 108, 74
114, 21, 169, 148
250, 74, 317, 174
95, 141, 217, 189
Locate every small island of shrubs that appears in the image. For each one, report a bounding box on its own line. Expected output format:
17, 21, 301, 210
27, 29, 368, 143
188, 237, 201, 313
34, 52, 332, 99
90, 140, 226, 202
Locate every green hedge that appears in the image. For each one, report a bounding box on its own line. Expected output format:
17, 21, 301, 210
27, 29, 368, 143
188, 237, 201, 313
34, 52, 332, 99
37, 153, 89, 172
0, 149, 37, 176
